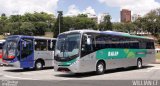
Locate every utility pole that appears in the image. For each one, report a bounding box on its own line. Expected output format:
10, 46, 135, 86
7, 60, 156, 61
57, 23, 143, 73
57, 11, 63, 34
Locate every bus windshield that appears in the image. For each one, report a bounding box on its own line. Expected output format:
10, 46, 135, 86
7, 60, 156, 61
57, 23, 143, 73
55, 33, 80, 61
3, 37, 19, 60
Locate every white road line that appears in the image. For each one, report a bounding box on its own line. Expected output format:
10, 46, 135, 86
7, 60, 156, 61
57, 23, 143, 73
21, 72, 32, 75
136, 67, 160, 72
61, 78, 73, 81
3, 75, 39, 80
135, 69, 152, 72
150, 68, 160, 69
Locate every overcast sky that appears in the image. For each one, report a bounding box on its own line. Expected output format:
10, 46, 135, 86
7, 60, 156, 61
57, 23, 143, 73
0, 0, 160, 22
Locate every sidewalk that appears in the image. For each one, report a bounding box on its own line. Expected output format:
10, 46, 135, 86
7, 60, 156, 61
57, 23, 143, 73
155, 59, 160, 64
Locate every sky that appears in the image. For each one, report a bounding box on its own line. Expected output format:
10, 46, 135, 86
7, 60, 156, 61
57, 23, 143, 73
0, 0, 160, 22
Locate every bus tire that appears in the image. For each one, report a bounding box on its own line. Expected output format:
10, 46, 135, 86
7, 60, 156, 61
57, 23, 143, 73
137, 58, 142, 69
96, 61, 105, 74
35, 61, 43, 70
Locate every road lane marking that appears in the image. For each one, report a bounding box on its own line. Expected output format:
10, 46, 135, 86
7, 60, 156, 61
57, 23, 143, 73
3, 75, 39, 80
21, 72, 33, 75
135, 67, 160, 73
150, 68, 160, 69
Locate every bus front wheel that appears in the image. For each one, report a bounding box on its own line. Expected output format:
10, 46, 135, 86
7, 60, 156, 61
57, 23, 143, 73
35, 61, 43, 70
96, 61, 105, 74
137, 59, 142, 69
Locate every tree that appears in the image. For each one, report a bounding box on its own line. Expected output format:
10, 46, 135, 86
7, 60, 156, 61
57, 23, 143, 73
34, 22, 48, 35
20, 22, 35, 35
3, 22, 19, 34
112, 23, 124, 32
74, 17, 96, 30
133, 8, 160, 36
63, 17, 75, 31
0, 13, 8, 34
99, 15, 112, 31
77, 14, 88, 17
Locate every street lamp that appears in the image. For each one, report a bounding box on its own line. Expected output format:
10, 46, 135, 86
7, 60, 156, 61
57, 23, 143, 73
57, 11, 63, 34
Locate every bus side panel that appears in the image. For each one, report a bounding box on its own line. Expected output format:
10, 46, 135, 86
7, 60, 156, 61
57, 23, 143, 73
78, 48, 155, 73
106, 49, 155, 68
34, 51, 54, 67
119, 49, 155, 68
142, 49, 155, 65
20, 53, 34, 68
78, 52, 97, 73
19, 36, 35, 68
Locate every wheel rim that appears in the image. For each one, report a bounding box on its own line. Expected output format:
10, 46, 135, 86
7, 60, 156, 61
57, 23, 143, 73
36, 62, 42, 69
98, 64, 104, 72
138, 60, 142, 68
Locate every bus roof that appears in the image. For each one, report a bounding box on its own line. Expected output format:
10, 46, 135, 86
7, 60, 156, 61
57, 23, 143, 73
7, 35, 56, 40
59, 30, 154, 40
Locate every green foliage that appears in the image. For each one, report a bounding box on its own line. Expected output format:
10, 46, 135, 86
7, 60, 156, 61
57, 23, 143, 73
0, 12, 55, 36
20, 22, 35, 35
77, 14, 88, 17
112, 23, 135, 33
74, 16, 96, 30
54, 14, 97, 37
112, 23, 124, 32
99, 15, 112, 31
34, 22, 48, 35
0, 8, 160, 38
133, 8, 160, 36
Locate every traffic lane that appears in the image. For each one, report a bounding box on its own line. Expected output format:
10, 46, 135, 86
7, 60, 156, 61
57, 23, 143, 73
0, 80, 135, 86
54, 66, 154, 79
0, 64, 160, 80
0, 67, 74, 80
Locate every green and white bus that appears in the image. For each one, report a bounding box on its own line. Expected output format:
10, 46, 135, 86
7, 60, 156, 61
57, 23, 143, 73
54, 30, 155, 74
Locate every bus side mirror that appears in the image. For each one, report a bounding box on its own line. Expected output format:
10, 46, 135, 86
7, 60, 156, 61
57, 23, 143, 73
87, 38, 91, 45
84, 34, 91, 45
20, 39, 27, 48
50, 41, 53, 48
23, 41, 27, 48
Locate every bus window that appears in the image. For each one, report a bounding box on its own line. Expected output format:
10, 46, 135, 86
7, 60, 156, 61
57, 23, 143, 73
146, 42, 154, 49
21, 38, 33, 59
35, 39, 47, 51
48, 40, 56, 51
139, 40, 146, 49
95, 35, 107, 49
82, 34, 94, 51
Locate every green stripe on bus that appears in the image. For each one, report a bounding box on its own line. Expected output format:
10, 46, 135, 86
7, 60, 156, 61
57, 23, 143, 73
96, 48, 147, 60
61, 58, 77, 66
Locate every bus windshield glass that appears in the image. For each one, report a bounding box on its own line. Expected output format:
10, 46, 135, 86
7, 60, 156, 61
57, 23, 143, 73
55, 33, 80, 61
3, 37, 19, 60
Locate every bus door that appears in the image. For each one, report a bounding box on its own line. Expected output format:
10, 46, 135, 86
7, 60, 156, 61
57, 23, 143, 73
19, 38, 34, 68
81, 34, 95, 71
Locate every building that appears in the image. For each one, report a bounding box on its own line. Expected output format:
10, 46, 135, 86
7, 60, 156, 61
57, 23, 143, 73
98, 13, 109, 24
86, 13, 98, 23
121, 9, 131, 22
132, 14, 141, 22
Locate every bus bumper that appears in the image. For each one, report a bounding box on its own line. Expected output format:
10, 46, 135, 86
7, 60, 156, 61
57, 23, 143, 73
54, 62, 80, 73
2, 61, 20, 67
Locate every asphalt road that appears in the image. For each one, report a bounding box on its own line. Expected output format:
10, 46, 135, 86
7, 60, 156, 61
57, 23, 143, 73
0, 64, 160, 80
0, 64, 160, 86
